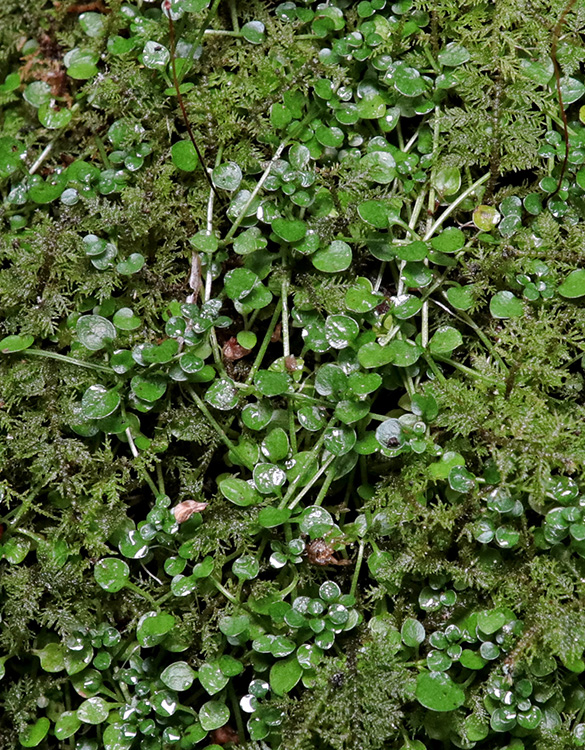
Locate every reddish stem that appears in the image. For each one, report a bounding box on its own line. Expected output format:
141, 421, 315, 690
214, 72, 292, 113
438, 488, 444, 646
551, 0, 578, 196
165, 4, 221, 201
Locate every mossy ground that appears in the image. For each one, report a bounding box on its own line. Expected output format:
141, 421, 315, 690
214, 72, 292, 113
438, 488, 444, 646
1, 1, 585, 749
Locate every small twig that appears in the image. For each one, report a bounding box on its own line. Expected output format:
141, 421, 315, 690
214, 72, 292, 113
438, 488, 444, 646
550, 0, 578, 196
29, 143, 54, 175
165, 4, 221, 201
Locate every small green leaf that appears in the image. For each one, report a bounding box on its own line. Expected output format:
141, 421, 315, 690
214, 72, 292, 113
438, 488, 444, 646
81, 385, 121, 420
199, 701, 230, 731
270, 655, 303, 695
430, 227, 465, 254
131, 374, 167, 403
473, 204, 500, 231
54, 711, 82, 739
446, 285, 474, 310
219, 477, 261, 507
199, 661, 229, 695
241, 20, 265, 44
161, 661, 197, 691
559, 269, 585, 299
77, 697, 110, 724
448, 466, 476, 493
113, 307, 141, 330
312, 240, 352, 273
137, 611, 176, 646
401, 618, 425, 647
94, 558, 129, 593
171, 140, 199, 171
116, 253, 145, 275
19, 718, 51, 747
438, 43, 470, 67
272, 218, 307, 243
258, 507, 291, 528
205, 377, 238, 410
0, 334, 34, 353
360, 151, 397, 183
76, 315, 116, 351
429, 326, 463, 355
142, 40, 170, 69
489, 291, 523, 318
212, 161, 242, 191
416, 671, 465, 712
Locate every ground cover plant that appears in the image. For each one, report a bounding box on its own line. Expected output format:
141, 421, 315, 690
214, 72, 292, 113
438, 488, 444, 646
2, 0, 585, 748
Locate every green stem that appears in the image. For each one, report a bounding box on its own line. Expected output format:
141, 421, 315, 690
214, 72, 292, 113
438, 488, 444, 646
245, 299, 283, 385
211, 576, 241, 606
229, 683, 245, 741
350, 542, 365, 598
278, 420, 333, 509
22, 349, 113, 374
424, 172, 490, 240
433, 354, 504, 386
313, 469, 336, 507
186, 386, 253, 469
124, 581, 158, 606
287, 454, 336, 511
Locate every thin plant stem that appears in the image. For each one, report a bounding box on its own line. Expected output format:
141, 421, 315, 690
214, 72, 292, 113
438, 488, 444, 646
224, 142, 289, 243
186, 386, 254, 469
29, 143, 53, 175
350, 542, 365, 598
22, 348, 114, 374
245, 299, 283, 385
281, 269, 291, 358
424, 172, 490, 240
166, 6, 221, 201
313, 469, 335, 507
433, 354, 504, 386
287, 455, 336, 511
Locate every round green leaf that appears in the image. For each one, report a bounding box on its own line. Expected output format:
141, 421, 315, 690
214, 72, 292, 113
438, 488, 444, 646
438, 42, 470, 67
199, 700, 230, 731
77, 697, 110, 724
489, 291, 523, 319
212, 161, 242, 191
54, 711, 81, 740
416, 671, 465, 712
35, 643, 65, 672
446, 285, 474, 310
312, 240, 352, 272
269, 655, 303, 695
258, 507, 291, 528
160, 661, 196, 691
401, 618, 425, 647
94, 558, 129, 592
360, 151, 397, 183
241, 20, 265, 44
272, 218, 307, 243
233, 555, 260, 580
76, 315, 116, 351
38, 104, 73, 129
199, 661, 229, 695
81, 385, 121, 420
0, 334, 34, 353
19, 718, 51, 747
117, 253, 145, 275
113, 307, 141, 330
171, 140, 199, 172
137, 611, 176, 646
220, 477, 261, 507
131, 374, 167, 402
559, 269, 585, 299
205, 378, 238, 410
430, 227, 465, 254
429, 326, 463, 355
473, 204, 500, 231
142, 40, 170, 69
